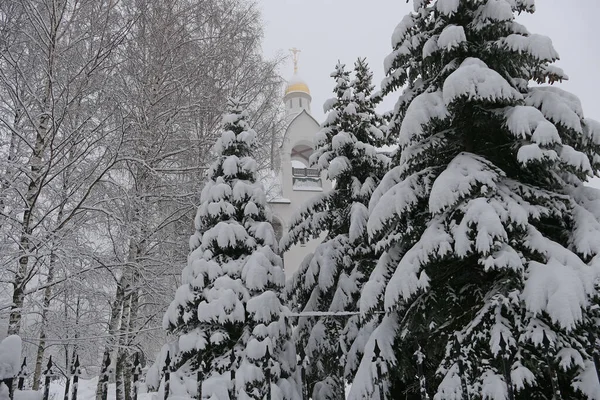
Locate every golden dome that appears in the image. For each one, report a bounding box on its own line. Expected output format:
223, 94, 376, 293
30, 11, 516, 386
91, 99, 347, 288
285, 80, 310, 96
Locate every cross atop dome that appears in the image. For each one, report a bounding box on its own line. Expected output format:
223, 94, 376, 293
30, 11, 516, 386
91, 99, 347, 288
284, 47, 311, 116
290, 47, 301, 74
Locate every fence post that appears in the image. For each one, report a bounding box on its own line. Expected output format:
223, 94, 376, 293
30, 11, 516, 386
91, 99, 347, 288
229, 350, 236, 400
63, 359, 72, 400
132, 353, 141, 400
453, 339, 469, 400
372, 340, 385, 400
414, 345, 430, 400
337, 341, 345, 400
498, 334, 514, 400
263, 347, 272, 400
100, 354, 111, 400
71, 355, 81, 400
196, 351, 204, 400
42, 357, 56, 400
163, 352, 171, 400
543, 332, 562, 400
18, 357, 28, 390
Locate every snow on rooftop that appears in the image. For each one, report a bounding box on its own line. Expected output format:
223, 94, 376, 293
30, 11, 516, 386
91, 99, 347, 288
287, 73, 307, 86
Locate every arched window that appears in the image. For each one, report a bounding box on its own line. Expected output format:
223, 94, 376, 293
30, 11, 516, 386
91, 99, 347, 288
290, 144, 312, 165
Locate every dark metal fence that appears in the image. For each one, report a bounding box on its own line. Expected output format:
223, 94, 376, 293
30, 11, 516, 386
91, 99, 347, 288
156, 340, 387, 400
3, 353, 142, 400
11, 335, 574, 400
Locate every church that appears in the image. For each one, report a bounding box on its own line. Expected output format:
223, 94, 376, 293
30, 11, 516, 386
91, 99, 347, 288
268, 50, 331, 278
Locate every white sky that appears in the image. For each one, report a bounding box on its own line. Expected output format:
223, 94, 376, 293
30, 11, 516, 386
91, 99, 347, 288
259, 0, 600, 123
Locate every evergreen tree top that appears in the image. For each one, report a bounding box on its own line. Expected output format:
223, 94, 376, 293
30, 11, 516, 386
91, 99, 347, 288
330, 61, 351, 100
208, 98, 258, 183
382, 0, 566, 142
352, 58, 375, 102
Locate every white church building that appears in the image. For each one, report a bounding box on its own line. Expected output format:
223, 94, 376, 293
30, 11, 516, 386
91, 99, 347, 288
268, 51, 331, 278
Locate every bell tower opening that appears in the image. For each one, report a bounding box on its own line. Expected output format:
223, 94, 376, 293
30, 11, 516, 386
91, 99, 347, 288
290, 144, 321, 190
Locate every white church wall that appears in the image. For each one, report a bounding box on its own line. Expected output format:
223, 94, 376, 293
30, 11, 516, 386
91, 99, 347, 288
266, 65, 333, 280
269, 201, 326, 280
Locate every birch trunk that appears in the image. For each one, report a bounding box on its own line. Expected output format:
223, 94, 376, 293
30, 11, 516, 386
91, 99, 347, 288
116, 235, 143, 400
32, 167, 70, 389
7, 0, 62, 336
8, 111, 50, 335
31, 251, 56, 390
70, 296, 81, 368
0, 106, 22, 213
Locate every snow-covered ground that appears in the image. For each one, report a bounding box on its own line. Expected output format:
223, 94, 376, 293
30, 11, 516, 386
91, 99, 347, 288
14, 378, 156, 400
13, 378, 346, 400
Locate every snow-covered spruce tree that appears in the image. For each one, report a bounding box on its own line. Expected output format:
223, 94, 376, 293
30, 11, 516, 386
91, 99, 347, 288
283, 59, 389, 399
349, 1, 600, 399
162, 99, 300, 400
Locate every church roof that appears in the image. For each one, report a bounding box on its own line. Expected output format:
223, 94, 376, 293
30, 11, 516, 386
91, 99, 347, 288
284, 73, 310, 96
280, 109, 320, 148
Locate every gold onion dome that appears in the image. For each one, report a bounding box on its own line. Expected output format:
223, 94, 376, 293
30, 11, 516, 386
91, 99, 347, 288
285, 75, 310, 96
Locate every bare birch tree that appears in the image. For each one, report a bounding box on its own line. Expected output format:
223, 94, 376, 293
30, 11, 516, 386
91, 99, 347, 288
91, 2, 285, 399
0, 3, 132, 386
0, 1, 285, 396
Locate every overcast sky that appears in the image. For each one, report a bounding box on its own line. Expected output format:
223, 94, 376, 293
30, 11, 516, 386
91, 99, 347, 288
259, 0, 600, 123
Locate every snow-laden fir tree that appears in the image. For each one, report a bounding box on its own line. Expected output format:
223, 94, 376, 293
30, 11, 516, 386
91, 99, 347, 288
161, 99, 300, 400
283, 59, 389, 399
349, 1, 600, 399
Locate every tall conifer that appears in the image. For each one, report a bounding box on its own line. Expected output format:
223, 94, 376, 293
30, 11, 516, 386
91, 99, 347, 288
163, 99, 299, 400
284, 60, 389, 399
351, 1, 600, 399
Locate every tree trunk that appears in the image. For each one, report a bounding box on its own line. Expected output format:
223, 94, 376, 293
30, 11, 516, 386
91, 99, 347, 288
0, 106, 22, 213
33, 180, 68, 388
95, 281, 125, 400
8, 0, 61, 336
73, 296, 81, 361
115, 282, 132, 400
8, 127, 47, 335
32, 252, 57, 390
123, 286, 139, 400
